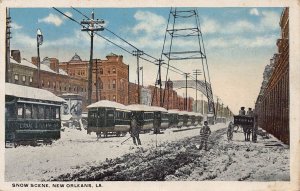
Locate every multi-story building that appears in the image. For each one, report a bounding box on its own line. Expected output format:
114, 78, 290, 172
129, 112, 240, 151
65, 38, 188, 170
255, 8, 289, 144
59, 53, 129, 105
8, 50, 88, 108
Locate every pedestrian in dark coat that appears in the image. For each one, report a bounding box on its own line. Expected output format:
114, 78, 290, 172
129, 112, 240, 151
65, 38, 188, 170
199, 121, 211, 151
129, 115, 141, 145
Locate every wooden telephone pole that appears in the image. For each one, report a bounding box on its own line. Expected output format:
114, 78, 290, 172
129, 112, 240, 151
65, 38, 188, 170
81, 11, 104, 105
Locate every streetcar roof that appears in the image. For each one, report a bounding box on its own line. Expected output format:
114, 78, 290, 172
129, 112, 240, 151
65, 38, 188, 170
126, 104, 154, 111
87, 100, 129, 110
5, 83, 66, 103
168, 109, 180, 114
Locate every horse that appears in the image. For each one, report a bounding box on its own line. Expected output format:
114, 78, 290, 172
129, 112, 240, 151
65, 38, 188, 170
242, 125, 252, 141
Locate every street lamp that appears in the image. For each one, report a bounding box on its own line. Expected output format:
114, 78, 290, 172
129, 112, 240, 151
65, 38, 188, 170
37, 29, 43, 88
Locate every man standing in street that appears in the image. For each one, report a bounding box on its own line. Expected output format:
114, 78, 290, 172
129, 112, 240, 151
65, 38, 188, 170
199, 121, 211, 151
129, 114, 142, 145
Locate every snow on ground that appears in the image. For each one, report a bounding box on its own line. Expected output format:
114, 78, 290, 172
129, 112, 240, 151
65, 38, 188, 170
5, 123, 225, 181
6, 123, 289, 181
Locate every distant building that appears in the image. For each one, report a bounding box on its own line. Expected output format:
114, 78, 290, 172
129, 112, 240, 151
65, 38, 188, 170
59, 53, 129, 105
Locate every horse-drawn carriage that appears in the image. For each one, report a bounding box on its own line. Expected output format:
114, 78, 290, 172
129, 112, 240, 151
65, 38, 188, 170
233, 115, 254, 141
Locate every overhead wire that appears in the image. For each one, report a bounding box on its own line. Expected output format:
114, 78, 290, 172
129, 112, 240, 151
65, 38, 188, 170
68, 7, 192, 78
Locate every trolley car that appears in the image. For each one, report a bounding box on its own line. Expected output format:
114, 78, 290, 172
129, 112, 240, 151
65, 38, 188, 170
5, 83, 65, 146
87, 100, 130, 138
195, 113, 203, 126
126, 104, 169, 133
167, 109, 179, 128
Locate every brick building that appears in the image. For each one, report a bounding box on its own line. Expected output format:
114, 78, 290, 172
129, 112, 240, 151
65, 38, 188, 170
59, 53, 129, 105
255, 8, 289, 144
8, 50, 88, 108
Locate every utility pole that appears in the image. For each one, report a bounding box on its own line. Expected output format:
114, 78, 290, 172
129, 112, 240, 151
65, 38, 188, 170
93, 59, 101, 102
184, 73, 190, 111
193, 69, 201, 112
6, 8, 11, 83
132, 50, 144, 104
156, 59, 163, 107
216, 96, 219, 118
81, 11, 104, 105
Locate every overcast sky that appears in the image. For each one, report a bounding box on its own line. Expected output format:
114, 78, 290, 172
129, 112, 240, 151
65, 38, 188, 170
9, 7, 283, 113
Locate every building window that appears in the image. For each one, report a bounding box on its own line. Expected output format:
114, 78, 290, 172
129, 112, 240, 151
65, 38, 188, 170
113, 95, 116, 101
22, 75, 26, 82
112, 68, 116, 74
53, 82, 56, 89
14, 74, 19, 81
108, 69, 110, 74
64, 86, 67, 91
29, 76, 33, 83
42, 80, 44, 87
112, 79, 116, 89
100, 68, 103, 74
48, 81, 50, 88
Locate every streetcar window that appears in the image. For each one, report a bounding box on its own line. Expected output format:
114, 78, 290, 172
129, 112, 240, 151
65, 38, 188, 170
17, 104, 23, 118
107, 110, 114, 118
32, 105, 38, 119
25, 104, 32, 119
55, 108, 60, 119
38, 105, 45, 119
45, 107, 51, 119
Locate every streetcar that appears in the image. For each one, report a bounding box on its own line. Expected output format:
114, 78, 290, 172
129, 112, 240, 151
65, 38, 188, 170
5, 83, 65, 147
195, 113, 203, 126
167, 109, 179, 128
126, 104, 169, 133
86, 100, 131, 138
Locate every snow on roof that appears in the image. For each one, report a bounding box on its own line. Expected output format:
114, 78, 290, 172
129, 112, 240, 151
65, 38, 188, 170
10, 57, 57, 74
10, 58, 37, 69
207, 113, 214, 117
126, 104, 167, 112
6, 83, 66, 103
150, 106, 167, 112
126, 104, 153, 111
59, 68, 68, 75
168, 109, 180, 114
87, 100, 128, 110
40, 64, 56, 74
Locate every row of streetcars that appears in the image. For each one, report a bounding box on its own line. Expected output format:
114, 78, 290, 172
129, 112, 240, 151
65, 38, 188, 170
5, 83, 204, 145
86, 100, 203, 138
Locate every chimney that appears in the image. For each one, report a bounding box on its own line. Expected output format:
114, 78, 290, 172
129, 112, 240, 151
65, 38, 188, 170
11, 50, 21, 63
50, 58, 59, 73
31, 57, 38, 66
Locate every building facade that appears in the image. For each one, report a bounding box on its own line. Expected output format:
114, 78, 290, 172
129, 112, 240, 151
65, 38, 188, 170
255, 8, 289, 144
59, 53, 129, 105
8, 50, 88, 109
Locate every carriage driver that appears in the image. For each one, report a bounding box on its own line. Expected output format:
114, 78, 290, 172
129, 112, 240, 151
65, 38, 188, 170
129, 113, 142, 146
199, 121, 211, 151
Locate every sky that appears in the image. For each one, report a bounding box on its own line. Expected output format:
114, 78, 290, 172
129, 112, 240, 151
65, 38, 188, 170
9, 7, 283, 113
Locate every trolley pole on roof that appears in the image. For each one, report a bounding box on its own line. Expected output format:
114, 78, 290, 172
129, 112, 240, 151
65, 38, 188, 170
81, 11, 104, 105
132, 50, 144, 104
193, 69, 202, 112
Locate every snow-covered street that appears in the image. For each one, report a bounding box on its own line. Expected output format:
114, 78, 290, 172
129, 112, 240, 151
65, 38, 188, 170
5, 123, 289, 181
